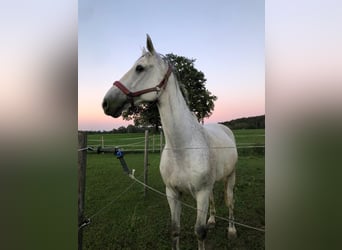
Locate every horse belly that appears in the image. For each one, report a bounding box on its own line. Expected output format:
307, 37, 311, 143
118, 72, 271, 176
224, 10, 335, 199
211, 149, 237, 181
204, 124, 238, 181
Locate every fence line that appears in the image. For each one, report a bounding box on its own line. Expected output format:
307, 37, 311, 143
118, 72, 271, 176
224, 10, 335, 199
114, 140, 146, 147
85, 145, 265, 152
88, 135, 264, 146
84, 177, 139, 224
80, 131, 265, 235
88, 136, 146, 142
78, 147, 89, 152
80, 166, 265, 233
235, 134, 265, 137
128, 171, 265, 233
86, 133, 263, 149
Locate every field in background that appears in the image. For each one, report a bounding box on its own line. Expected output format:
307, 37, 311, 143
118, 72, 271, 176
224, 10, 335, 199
87, 128, 265, 154
83, 129, 264, 249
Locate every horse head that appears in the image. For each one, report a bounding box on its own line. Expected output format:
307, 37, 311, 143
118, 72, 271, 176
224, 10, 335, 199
102, 35, 172, 118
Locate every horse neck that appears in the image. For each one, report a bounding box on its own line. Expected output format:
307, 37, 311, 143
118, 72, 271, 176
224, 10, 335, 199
157, 74, 203, 148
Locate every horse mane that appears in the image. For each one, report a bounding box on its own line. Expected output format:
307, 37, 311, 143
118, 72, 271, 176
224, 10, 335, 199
159, 54, 190, 107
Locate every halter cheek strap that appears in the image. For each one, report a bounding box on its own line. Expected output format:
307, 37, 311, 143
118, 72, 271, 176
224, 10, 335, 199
113, 64, 173, 110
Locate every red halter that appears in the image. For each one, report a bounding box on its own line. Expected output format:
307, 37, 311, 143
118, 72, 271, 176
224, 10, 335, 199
113, 64, 173, 109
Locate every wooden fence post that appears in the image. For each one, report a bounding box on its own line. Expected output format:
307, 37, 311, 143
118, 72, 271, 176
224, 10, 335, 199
78, 132, 87, 250
144, 130, 149, 196
152, 134, 155, 153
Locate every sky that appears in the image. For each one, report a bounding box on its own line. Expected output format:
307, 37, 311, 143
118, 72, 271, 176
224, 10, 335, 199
78, 0, 264, 131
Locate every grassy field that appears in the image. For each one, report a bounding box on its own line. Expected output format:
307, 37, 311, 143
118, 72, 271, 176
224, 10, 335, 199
87, 129, 265, 153
82, 129, 264, 249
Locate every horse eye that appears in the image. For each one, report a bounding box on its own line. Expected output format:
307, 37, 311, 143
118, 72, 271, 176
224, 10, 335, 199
135, 65, 144, 73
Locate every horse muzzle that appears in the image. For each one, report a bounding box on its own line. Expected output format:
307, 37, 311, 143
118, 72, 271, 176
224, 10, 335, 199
102, 89, 129, 118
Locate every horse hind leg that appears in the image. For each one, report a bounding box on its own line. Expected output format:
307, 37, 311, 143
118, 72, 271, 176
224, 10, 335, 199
224, 170, 237, 239
207, 191, 216, 228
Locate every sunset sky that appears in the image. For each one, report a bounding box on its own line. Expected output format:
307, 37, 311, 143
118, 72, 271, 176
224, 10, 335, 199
78, 0, 264, 131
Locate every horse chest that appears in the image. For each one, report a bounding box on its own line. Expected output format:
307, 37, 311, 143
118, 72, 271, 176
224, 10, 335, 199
159, 150, 213, 192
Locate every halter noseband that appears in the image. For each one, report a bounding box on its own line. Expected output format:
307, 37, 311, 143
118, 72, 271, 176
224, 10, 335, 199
113, 64, 173, 110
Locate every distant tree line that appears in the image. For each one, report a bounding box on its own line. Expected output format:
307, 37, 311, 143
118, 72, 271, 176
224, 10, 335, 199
220, 115, 265, 130
79, 115, 265, 134
80, 125, 157, 134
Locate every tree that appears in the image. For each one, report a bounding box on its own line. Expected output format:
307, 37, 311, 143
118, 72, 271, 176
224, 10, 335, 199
122, 53, 217, 130
117, 126, 127, 133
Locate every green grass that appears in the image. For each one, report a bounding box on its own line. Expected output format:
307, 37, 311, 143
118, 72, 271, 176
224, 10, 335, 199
82, 130, 264, 249
234, 129, 265, 145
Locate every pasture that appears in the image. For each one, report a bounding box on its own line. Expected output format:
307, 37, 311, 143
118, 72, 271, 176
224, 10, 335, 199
82, 129, 264, 249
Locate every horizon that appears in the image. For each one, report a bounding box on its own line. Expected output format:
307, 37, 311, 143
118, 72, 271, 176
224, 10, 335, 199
78, 1, 264, 131
79, 114, 266, 132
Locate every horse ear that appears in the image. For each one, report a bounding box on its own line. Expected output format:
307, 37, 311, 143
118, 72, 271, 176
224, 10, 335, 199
142, 47, 147, 55
146, 34, 155, 54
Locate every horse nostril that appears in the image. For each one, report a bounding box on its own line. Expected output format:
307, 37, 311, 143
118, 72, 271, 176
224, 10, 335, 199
102, 99, 108, 111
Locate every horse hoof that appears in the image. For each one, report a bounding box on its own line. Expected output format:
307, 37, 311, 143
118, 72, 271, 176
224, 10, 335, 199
227, 227, 237, 239
207, 217, 216, 228
207, 222, 215, 229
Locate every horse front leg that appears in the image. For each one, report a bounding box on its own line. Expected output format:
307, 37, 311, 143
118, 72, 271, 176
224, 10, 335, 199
195, 190, 210, 250
166, 187, 182, 250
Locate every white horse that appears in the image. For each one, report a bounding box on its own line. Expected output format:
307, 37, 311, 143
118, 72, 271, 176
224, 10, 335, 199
102, 35, 238, 250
